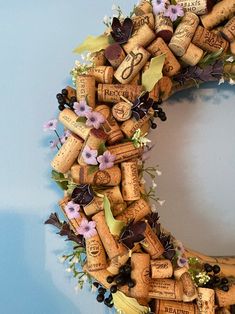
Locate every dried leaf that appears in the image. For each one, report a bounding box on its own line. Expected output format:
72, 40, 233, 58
112, 291, 150, 314
73, 34, 112, 54
142, 54, 165, 92
44, 212, 63, 229
119, 221, 147, 250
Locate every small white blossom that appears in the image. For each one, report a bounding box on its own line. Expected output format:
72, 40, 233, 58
156, 170, 162, 176
226, 56, 234, 62
151, 203, 158, 213
75, 60, 81, 67
218, 77, 225, 85
229, 78, 235, 85
158, 199, 165, 206
65, 267, 72, 273
112, 4, 118, 11
74, 284, 81, 293
103, 15, 109, 24
70, 256, 79, 264
58, 256, 66, 263
81, 54, 85, 60
152, 180, 157, 189
83, 275, 88, 283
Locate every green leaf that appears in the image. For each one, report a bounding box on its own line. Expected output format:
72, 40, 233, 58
51, 170, 68, 182
76, 117, 87, 123
55, 181, 68, 191
103, 196, 125, 236
97, 142, 107, 155
73, 34, 113, 54
88, 165, 99, 175
199, 48, 223, 67
142, 54, 166, 92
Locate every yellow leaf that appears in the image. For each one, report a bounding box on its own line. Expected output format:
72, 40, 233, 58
142, 54, 166, 92
103, 196, 125, 236
112, 291, 150, 314
73, 34, 112, 54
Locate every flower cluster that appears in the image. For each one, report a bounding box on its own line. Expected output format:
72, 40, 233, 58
70, 55, 94, 85
152, 0, 184, 22
82, 146, 116, 170
174, 240, 188, 268
43, 119, 72, 150
74, 100, 105, 129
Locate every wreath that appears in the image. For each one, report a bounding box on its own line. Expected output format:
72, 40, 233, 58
43, 1, 235, 313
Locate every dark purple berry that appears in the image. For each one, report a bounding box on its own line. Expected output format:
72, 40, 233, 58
151, 122, 157, 129
106, 276, 114, 284
152, 102, 159, 110
115, 275, 126, 285
123, 264, 132, 275
70, 96, 77, 103
204, 263, 213, 273
221, 277, 229, 285
98, 287, 106, 295
58, 99, 66, 105
221, 285, 229, 292
213, 276, 221, 284
104, 299, 114, 308
110, 285, 117, 293
93, 282, 100, 288
96, 294, 104, 303
56, 93, 63, 100
213, 265, 221, 274
127, 279, 136, 288
61, 89, 68, 96
58, 104, 65, 111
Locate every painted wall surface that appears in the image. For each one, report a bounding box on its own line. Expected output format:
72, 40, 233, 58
0, 1, 234, 313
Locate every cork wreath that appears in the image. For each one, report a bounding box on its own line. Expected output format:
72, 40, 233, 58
44, 1, 235, 313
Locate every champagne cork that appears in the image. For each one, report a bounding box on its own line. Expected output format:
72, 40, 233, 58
130, 253, 150, 299
151, 260, 173, 279
114, 46, 150, 84
141, 223, 165, 259
192, 26, 229, 53
86, 66, 113, 84
216, 285, 235, 307
230, 41, 235, 54
116, 198, 151, 223
121, 160, 140, 201
123, 24, 156, 54
197, 288, 215, 314
83, 263, 112, 289
180, 43, 204, 66
147, 37, 181, 77
173, 266, 189, 280
107, 142, 143, 164
59, 108, 91, 140
107, 252, 130, 275
51, 134, 83, 174
134, 0, 153, 16
92, 211, 126, 259
176, 0, 213, 15
70, 164, 121, 186
112, 101, 132, 122
181, 272, 198, 302
155, 300, 199, 314
169, 12, 200, 57
221, 17, 235, 43
83, 196, 103, 216
149, 279, 183, 301
154, 11, 173, 44
121, 111, 152, 138
95, 104, 124, 145
200, 0, 235, 30
76, 75, 96, 108
97, 83, 143, 103
86, 233, 107, 271
132, 13, 155, 32
104, 43, 126, 69
91, 50, 106, 66
78, 128, 107, 165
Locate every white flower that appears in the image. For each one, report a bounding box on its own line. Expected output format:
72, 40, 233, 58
65, 267, 72, 273
156, 169, 162, 176
70, 256, 79, 264
83, 275, 88, 283
103, 15, 109, 24
226, 56, 234, 62
74, 284, 81, 293
218, 77, 225, 85
58, 256, 66, 263
81, 54, 85, 60
158, 199, 165, 206
229, 78, 235, 85
112, 4, 118, 11
151, 203, 158, 213
152, 180, 157, 189
75, 60, 81, 68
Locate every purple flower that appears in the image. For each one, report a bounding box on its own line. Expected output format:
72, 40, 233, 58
49, 139, 59, 149
82, 146, 98, 165
43, 119, 58, 131
60, 130, 72, 144
76, 218, 97, 239
177, 256, 188, 268
73, 100, 91, 117
152, 0, 167, 14
64, 201, 81, 219
97, 151, 116, 171
175, 241, 185, 254
164, 4, 184, 22
85, 111, 105, 129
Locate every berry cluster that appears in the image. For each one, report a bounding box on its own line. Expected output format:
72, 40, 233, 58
56, 89, 77, 111
93, 282, 114, 308
106, 261, 136, 291
204, 263, 230, 292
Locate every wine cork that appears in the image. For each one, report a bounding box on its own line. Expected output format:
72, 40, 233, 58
76, 75, 96, 108
141, 223, 165, 259
86, 66, 113, 84
176, 0, 213, 15
130, 253, 150, 299
173, 266, 189, 280
169, 12, 200, 57
112, 202, 127, 216
70, 164, 121, 186
92, 211, 126, 259
181, 272, 198, 302
107, 252, 130, 275
104, 43, 126, 69
107, 142, 143, 164
51, 134, 83, 174
95, 104, 124, 145
123, 24, 156, 54
91, 50, 106, 66
151, 76, 173, 101
99, 186, 124, 206
200, 0, 235, 30
155, 300, 199, 314
180, 43, 204, 66
83, 196, 103, 216
121, 160, 140, 201
154, 11, 173, 44
132, 13, 155, 32
83, 263, 112, 289
134, 0, 153, 16
121, 112, 152, 138
114, 46, 150, 84
97, 83, 143, 103
192, 26, 229, 53
65, 86, 76, 101
216, 285, 235, 307
221, 17, 235, 42
86, 233, 107, 271
216, 308, 231, 314
59, 108, 91, 140
140, 120, 151, 135
130, 72, 141, 85
112, 101, 132, 122
147, 37, 181, 77
224, 63, 235, 74
78, 128, 107, 165
197, 288, 215, 313
230, 41, 235, 54
149, 279, 183, 301
151, 260, 173, 279
116, 198, 151, 223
